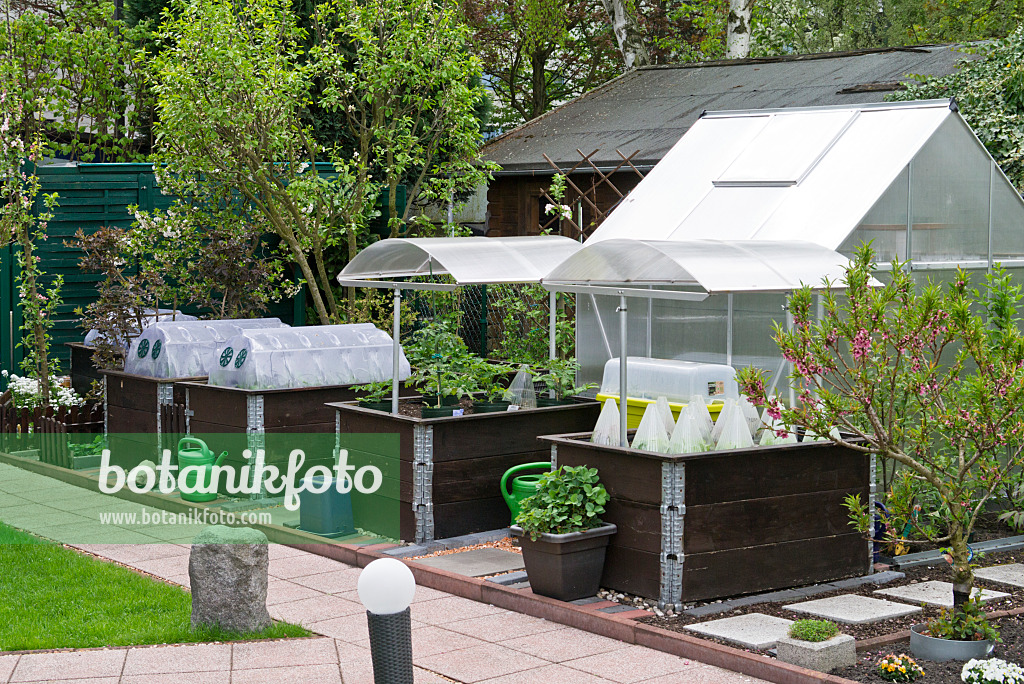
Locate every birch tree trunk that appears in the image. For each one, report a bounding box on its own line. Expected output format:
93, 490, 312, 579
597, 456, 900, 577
599, 0, 650, 69
727, 0, 754, 59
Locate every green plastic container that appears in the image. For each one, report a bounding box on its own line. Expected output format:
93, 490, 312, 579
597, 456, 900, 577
177, 437, 227, 503
500, 462, 551, 524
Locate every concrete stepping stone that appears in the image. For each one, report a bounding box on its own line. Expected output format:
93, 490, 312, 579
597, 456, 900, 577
684, 613, 794, 649
411, 548, 524, 577
975, 564, 1024, 588
785, 595, 922, 624
875, 580, 1009, 609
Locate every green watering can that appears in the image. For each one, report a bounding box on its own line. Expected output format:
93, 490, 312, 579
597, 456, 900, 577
500, 462, 551, 524
177, 437, 227, 503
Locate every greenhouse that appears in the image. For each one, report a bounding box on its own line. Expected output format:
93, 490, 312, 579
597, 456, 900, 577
565, 98, 1024, 388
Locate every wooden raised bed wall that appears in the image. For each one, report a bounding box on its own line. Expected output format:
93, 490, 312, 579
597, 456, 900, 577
101, 369, 204, 468
332, 400, 602, 543
542, 433, 872, 607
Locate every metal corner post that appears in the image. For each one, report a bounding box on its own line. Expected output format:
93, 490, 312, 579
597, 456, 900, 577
617, 292, 628, 447
392, 287, 402, 415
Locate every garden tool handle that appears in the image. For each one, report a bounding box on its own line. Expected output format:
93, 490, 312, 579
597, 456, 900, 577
500, 462, 552, 503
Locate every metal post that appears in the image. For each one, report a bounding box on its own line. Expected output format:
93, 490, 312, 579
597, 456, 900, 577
548, 290, 557, 399
988, 161, 996, 272
392, 288, 402, 415
726, 294, 734, 367
617, 293, 628, 448
786, 301, 796, 409
548, 290, 557, 361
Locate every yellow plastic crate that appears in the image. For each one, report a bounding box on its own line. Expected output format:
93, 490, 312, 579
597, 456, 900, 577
596, 393, 723, 430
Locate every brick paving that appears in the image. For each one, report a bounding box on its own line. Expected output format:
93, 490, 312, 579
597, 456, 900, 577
0, 462, 769, 683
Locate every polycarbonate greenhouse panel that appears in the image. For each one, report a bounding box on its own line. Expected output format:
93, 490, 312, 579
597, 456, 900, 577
207, 324, 410, 390
338, 236, 582, 284
991, 173, 1024, 260
543, 239, 857, 293
839, 165, 910, 264
85, 309, 199, 350
909, 116, 991, 263
123, 318, 288, 378
586, 100, 960, 253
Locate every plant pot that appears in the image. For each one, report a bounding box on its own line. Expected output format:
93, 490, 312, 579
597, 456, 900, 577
473, 400, 511, 414
909, 623, 995, 662
536, 396, 574, 407
510, 523, 617, 601
421, 405, 458, 418
420, 394, 459, 407
357, 400, 392, 412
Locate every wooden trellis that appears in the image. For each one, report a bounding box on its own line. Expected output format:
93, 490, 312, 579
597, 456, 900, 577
538, 148, 646, 239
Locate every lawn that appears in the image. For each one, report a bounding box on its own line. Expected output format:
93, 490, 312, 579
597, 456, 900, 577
0, 522, 309, 651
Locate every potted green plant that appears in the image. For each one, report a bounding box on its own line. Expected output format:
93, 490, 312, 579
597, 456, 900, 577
775, 619, 855, 673
404, 321, 478, 416
352, 380, 393, 412
909, 594, 999, 662
469, 358, 514, 413
510, 465, 616, 601
532, 358, 594, 407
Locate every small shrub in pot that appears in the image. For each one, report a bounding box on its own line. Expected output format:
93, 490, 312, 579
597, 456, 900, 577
511, 465, 616, 601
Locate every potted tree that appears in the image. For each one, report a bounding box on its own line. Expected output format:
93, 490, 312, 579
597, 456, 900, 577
510, 465, 616, 601
738, 244, 1024, 660
532, 358, 595, 407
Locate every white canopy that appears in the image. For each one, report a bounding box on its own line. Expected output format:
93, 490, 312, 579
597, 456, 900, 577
337, 236, 582, 285
543, 239, 864, 294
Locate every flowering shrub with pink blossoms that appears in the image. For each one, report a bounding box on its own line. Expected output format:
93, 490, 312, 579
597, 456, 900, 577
737, 243, 1024, 621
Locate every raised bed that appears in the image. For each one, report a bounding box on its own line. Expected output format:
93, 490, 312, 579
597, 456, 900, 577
181, 382, 420, 497
540, 432, 872, 609
330, 399, 602, 543
101, 369, 205, 467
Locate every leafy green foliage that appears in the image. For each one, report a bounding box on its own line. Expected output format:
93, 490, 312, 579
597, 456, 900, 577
751, 0, 1024, 57
533, 358, 595, 399
737, 243, 1024, 617
788, 619, 839, 642
403, 320, 481, 404
352, 380, 392, 403
491, 284, 574, 365
925, 594, 1001, 642
515, 465, 609, 539
890, 27, 1024, 194
0, 522, 308, 650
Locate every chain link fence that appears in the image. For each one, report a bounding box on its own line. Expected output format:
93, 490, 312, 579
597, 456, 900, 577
402, 283, 575, 363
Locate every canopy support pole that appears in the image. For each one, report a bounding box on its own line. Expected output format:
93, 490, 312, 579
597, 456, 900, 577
548, 290, 557, 361
392, 288, 402, 415
786, 300, 795, 410
726, 294, 734, 367
617, 293, 628, 448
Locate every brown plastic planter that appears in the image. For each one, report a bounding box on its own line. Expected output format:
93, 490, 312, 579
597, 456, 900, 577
539, 432, 872, 609
510, 523, 617, 601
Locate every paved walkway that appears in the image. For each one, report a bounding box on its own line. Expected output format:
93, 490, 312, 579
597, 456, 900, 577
0, 462, 768, 684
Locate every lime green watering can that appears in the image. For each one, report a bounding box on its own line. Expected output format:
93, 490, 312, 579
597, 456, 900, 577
177, 437, 227, 503
500, 462, 550, 524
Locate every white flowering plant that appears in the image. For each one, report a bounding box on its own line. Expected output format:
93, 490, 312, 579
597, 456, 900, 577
1, 370, 84, 409
962, 658, 1024, 684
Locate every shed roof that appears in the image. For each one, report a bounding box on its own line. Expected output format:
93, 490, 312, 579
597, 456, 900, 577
483, 45, 971, 174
